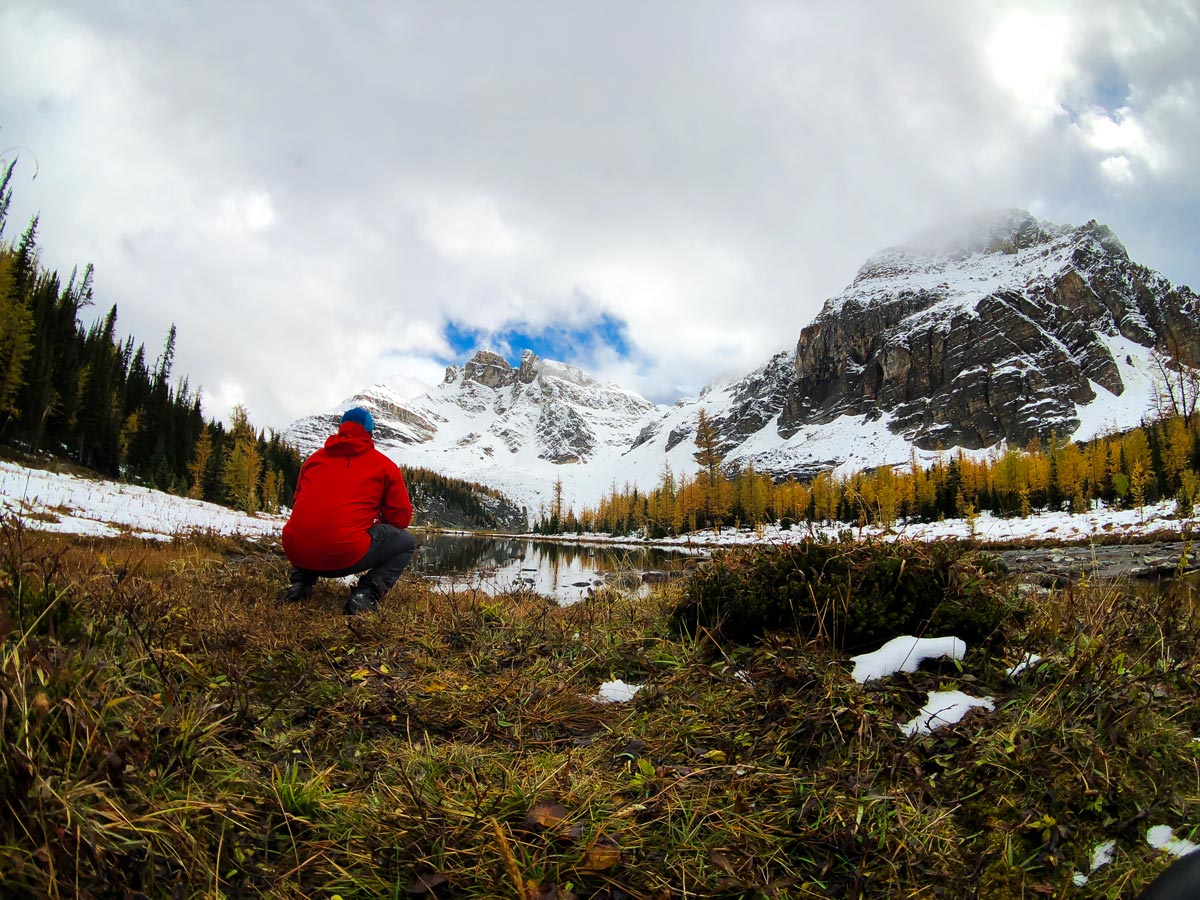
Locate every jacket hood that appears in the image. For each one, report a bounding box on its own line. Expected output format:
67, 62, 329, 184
323, 421, 375, 457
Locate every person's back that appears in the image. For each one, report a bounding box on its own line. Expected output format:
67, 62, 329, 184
282, 407, 417, 614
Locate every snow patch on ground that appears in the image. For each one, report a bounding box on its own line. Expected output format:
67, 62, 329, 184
1147, 825, 1200, 858
899, 690, 995, 737
0, 462, 285, 540
566, 497, 1194, 548
849, 636, 993, 737
1006, 653, 1043, 679
592, 679, 643, 704
1072, 840, 1116, 886
850, 636, 966, 683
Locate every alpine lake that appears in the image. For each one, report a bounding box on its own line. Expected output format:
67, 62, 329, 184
409, 532, 1200, 606
408, 531, 706, 604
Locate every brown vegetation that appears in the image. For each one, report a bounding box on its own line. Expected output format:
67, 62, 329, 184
1, 520, 1198, 898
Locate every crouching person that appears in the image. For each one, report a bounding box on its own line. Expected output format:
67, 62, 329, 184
282, 407, 417, 614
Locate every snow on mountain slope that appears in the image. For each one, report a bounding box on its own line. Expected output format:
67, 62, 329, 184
287, 350, 666, 516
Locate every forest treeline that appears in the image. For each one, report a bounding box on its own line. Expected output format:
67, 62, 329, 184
0, 160, 300, 513
405, 466, 526, 530
544, 401, 1200, 537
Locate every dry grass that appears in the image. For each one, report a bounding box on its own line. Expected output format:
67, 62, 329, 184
1, 517, 1198, 898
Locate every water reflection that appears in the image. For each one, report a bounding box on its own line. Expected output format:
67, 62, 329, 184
411, 532, 704, 604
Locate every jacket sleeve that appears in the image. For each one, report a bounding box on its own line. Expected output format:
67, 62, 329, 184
381, 461, 414, 528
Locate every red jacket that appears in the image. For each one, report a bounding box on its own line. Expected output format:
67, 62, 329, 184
282, 422, 413, 571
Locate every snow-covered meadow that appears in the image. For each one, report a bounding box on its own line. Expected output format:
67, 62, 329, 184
0, 461, 286, 541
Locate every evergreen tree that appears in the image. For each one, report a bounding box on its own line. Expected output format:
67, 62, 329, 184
0, 249, 32, 418
0, 159, 15, 239
221, 405, 262, 514
188, 428, 213, 499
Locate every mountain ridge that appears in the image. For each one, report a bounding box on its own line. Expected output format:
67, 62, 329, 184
286, 210, 1200, 514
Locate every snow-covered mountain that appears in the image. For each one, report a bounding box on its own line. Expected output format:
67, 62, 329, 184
286, 350, 663, 517
287, 210, 1200, 514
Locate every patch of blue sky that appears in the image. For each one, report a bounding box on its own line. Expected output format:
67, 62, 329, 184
1091, 70, 1130, 111
441, 313, 634, 368
443, 321, 485, 359
1059, 65, 1130, 125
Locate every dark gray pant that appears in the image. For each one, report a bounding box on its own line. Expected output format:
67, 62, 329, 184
289, 524, 418, 598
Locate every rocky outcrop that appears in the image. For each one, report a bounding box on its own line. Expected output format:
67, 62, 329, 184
462, 350, 516, 389
709, 351, 794, 454
537, 404, 594, 463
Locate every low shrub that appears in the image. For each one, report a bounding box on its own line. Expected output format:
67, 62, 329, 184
671, 538, 1017, 648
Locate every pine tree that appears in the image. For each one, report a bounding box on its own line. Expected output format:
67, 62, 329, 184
0, 250, 32, 417
188, 428, 213, 499
261, 467, 282, 514
693, 410, 722, 481
0, 159, 15, 239
221, 405, 262, 514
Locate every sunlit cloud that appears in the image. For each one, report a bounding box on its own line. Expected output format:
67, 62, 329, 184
1098, 155, 1135, 185
985, 10, 1075, 125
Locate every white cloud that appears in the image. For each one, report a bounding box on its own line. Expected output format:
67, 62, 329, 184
1099, 155, 1135, 185
0, 0, 1196, 433
215, 190, 277, 234
985, 10, 1076, 125
416, 193, 531, 262
1076, 108, 1160, 171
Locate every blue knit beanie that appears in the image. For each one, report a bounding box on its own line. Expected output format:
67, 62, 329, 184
341, 406, 375, 433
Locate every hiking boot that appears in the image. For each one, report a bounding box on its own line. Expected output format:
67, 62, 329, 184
344, 586, 379, 615
283, 582, 313, 603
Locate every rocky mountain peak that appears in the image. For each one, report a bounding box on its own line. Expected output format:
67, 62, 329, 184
461, 350, 515, 389
853, 209, 1070, 286
517, 349, 540, 384
779, 213, 1200, 455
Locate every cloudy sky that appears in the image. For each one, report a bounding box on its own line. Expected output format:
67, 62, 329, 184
1, 1, 1197, 430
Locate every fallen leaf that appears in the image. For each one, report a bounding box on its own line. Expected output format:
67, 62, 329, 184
525, 800, 569, 830
525, 800, 584, 841
580, 835, 621, 871
559, 823, 586, 841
